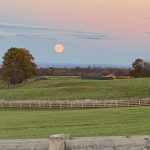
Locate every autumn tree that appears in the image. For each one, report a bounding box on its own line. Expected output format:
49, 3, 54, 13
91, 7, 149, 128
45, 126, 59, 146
2, 47, 37, 84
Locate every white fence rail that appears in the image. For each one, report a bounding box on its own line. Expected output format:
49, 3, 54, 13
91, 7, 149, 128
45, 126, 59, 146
0, 99, 150, 109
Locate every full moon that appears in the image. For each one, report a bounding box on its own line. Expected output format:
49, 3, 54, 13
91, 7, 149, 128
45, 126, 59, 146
55, 44, 64, 53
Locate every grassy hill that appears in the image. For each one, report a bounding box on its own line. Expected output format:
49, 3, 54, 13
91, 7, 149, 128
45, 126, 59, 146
0, 77, 150, 139
0, 77, 150, 100
0, 107, 150, 139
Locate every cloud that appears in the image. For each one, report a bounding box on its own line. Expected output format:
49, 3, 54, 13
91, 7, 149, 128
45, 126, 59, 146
0, 31, 12, 39
0, 23, 119, 40
15, 32, 58, 39
0, 23, 80, 32
145, 32, 150, 35
0, 29, 63, 39
141, 17, 150, 20
66, 32, 114, 40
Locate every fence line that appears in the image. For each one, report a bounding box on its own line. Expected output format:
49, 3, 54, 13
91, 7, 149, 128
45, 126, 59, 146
0, 79, 34, 89
0, 99, 150, 109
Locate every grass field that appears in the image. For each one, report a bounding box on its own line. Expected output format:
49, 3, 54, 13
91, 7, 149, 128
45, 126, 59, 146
0, 107, 150, 139
0, 77, 150, 100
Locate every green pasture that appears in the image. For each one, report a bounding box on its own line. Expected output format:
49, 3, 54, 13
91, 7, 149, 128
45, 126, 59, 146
0, 77, 150, 100
0, 107, 150, 139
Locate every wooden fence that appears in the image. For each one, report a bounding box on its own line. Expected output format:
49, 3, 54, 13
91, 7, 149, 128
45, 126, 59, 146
0, 99, 150, 109
0, 79, 34, 89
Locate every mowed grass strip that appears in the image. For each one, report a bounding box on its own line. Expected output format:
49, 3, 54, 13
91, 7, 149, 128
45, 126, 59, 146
0, 107, 150, 139
0, 77, 150, 100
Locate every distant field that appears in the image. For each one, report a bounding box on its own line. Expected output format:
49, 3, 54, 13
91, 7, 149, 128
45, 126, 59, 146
0, 77, 150, 100
0, 107, 150, 139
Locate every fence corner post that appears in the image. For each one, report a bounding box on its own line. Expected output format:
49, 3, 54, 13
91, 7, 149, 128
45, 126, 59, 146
49, 134, 70, 150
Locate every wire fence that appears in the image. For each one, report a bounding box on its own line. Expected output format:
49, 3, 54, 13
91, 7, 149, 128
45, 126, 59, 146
0, 99, 150, 109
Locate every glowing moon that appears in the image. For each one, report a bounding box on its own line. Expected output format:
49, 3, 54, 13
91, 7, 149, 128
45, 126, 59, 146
55, 44, 64, 53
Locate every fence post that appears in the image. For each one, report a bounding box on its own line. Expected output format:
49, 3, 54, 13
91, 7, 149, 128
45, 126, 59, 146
139, 99, 141, 107
49, 102, 51, 109
39, 100, 41, 108
20, 101, 22, 109
71, 102, 72, 108
60, 102, 62, 109
104, 100, 106, 108
10, 101, 12, 108
30, 99, 32, 108
93, 101, 95, 108
1, 100, 3, 108
49, 134, 70, 150
115, 100, 118, 108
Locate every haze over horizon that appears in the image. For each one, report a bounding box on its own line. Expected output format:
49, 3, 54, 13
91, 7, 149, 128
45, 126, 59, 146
0, 0, 150, 65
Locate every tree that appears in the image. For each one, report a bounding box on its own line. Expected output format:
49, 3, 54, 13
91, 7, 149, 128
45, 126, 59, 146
130, 58, 150, 77
2, 47, 37, 84
130, 58, 144, 77
132, 58, 144, 71
143, 61, 150, 77
0, 67, 3, 80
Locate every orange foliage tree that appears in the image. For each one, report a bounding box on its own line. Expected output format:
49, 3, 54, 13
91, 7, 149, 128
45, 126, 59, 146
2, 47, 37, 84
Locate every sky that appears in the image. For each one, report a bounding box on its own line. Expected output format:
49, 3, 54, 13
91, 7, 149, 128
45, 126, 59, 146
0, 0, 150, 66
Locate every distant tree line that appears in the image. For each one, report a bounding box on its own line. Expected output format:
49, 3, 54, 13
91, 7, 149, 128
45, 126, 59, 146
36, 67, 130, 78
0, 47, 150, 84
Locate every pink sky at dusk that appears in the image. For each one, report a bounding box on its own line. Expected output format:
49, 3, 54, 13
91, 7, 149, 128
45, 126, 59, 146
1, 1, 150, 32
0, 0, 150, 65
